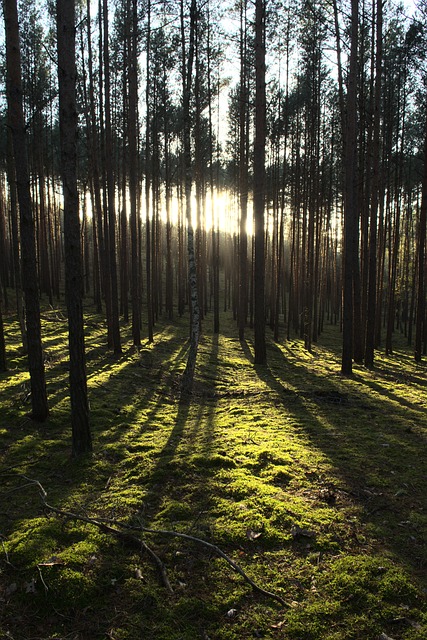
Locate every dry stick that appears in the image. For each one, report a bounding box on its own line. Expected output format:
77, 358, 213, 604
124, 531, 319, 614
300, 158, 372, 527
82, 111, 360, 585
22, 476, 287, 606
129, 524, 288, 606
20, 476, 172, 593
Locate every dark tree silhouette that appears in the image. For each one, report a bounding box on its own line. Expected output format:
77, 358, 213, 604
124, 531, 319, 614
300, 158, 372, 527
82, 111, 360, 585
253, 0, 266, 365
4, 0, 48, 420
57, 0, 92, 455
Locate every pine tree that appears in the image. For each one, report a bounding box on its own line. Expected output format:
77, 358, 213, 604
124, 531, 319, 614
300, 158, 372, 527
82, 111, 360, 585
56, 0, 92, 455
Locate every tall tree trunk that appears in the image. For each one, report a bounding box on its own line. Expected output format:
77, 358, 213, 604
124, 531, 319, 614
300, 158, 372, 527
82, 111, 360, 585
206, 5, 219, 333
129, 0, 141, 345
145, 1, 154, 343
238, 0, 248, 341
364, 0, 382, 368
6, 130, 27, 351
181, 0, 200, 392
253, 0, 267, 365
341, 0, 359, 376
103, 0, 122, 354
415, 113, 427, 362
86, 0, 103, 314
4, 0, 48, 421
57, 0, 92, 455
120, 30, 129, 325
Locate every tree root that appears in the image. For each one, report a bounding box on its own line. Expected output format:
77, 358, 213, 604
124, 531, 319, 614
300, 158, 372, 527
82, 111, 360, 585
20, 476, 287, 606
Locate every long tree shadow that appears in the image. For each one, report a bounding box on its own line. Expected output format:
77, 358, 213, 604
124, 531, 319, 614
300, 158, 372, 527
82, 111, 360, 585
0, 316, 193, 527
135, 332, 222, 528
245, 338, 427, 584
0, 316, 213, 639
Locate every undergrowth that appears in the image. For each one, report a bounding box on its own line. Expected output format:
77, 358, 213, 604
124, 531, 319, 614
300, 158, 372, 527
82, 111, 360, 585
0, 300, 426, 639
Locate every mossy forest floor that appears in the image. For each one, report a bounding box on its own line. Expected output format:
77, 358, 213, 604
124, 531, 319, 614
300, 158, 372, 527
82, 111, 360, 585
1, 301, 426, 639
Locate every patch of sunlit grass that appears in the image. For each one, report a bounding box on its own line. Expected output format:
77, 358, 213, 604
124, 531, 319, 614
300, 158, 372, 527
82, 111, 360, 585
0, 302, 426, 639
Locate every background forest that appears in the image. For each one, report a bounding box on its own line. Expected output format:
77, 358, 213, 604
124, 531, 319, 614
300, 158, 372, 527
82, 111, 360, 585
1, 0, 427, 387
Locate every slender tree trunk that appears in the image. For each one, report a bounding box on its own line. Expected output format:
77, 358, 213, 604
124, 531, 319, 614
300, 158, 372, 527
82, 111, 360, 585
239, 0, 248, 341
364, 0, 382, 368
164, 77, 173, 321
6, 130, 27, 351
415, 115, 427, 362
253, 0, 267, 365
145, 2, 154, 343
206, 10, 219, 333
181, 0, 200, 392
120, 31, 129, 324
129, 0, 141, 345
4, 0, 48, 421
86, 0, 103, 314
341, 0, 359, 376
103, 0, 122, 354
56, 0, 92, 455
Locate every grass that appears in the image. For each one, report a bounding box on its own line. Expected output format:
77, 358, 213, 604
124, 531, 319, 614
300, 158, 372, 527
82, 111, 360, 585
0, 299, 426, 639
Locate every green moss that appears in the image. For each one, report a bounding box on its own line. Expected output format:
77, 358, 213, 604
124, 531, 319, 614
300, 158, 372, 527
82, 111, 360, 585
190, 453, 237, 469
46, 567, 99, 607
1, 306, 426, 640
157, 500, 194, 521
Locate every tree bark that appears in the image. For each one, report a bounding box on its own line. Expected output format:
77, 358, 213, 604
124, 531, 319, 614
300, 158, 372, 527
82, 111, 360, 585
103, 0, 122, 354
129, 0, 141, 345
145, 1, 154, 343
253, 0, 267, 365
181, 0, 200, 392
341, 0, 359, 376
415, 114, 427, 362
57, 0, 92, 455
239, 0, 248, 342
4, 0, 48, 421
6, 130, 27, 351
364, 0, 382, 368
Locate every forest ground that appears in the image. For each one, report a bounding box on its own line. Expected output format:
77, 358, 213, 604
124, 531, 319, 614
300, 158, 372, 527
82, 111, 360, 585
0, 301, 426, 640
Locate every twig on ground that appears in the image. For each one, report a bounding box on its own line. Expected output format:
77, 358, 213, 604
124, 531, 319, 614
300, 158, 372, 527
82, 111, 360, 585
36, 564, 49, 593
19, 475, 287, 606
18, 476, 172, 594
1, 535, 17, 569
134, 524, 288, 606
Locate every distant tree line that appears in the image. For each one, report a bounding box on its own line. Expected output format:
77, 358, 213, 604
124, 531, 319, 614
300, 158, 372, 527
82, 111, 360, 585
0, 0, 426, 453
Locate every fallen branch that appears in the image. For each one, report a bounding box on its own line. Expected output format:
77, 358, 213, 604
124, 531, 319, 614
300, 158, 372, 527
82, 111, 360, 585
20, 476, 172, 593
131, 524, 288, 606
20, 476, 287, 606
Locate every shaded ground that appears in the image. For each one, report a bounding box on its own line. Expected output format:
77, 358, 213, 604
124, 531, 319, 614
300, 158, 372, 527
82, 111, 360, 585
0, 304, 426, 639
